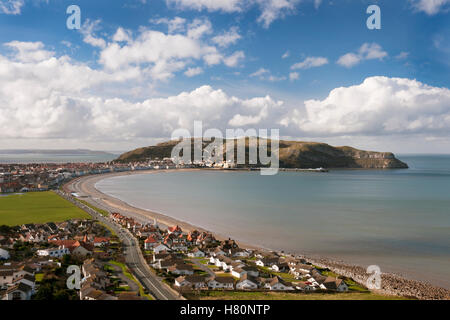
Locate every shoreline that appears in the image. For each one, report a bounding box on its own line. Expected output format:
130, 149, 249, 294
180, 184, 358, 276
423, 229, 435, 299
64, 169, 450, 300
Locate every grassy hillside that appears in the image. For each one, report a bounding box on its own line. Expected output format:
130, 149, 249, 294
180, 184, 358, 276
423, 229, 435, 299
0, 192, 90, 226
116, 138, 408, 169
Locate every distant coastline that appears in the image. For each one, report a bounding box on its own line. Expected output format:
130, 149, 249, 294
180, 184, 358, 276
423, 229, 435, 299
64, 169, 450, 300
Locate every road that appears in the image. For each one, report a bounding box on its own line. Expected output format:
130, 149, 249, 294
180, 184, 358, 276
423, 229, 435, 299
56, 184, 182, 300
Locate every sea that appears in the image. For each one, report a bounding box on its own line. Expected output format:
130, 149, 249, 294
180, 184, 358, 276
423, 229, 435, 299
96, 155, 450, 289
0, 152, 118, 164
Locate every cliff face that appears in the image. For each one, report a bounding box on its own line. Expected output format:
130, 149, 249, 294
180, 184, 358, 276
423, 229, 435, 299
117, 139, 408, 169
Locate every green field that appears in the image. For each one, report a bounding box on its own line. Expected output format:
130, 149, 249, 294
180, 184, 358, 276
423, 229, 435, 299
185, 291, 410, 300
0, 192, 90, 226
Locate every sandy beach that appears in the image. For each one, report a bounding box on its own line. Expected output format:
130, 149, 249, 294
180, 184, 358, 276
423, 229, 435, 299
63, 169, 450, 300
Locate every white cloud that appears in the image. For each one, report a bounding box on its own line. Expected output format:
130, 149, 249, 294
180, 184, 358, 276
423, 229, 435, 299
396, 52, 410, 60
166, 0, 300, 28
1, 46, 449, 150
282, 51, 290, 59
4, 41, 54, 63
96, 19, 243, 81
250, 67, 270, 77
166, 0, 244, 12
112, 28, 132, 43
410, 0, 450, 15
0, 0, 24, 15
249, 67, 285, 81
81, 20, 107, 49
314, 0, 322, 9
284, 76, 450, 136
337, 43, 387, 68
291, 56, 328, 70
212, 27, 241, 48
151, 16, 187, 34
184, 67, 203, 77
256, 0, 300, 28
187, 18, 213, 39
223, 51, 245, 67
0, 46, 282, 141
289, 72, 299, 81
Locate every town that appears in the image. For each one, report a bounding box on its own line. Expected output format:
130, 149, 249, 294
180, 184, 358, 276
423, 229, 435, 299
1, 190, 371, 300
0, 158, 243, 194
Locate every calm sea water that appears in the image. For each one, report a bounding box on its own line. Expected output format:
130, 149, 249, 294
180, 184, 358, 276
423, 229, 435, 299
96, 155, 450, 289
0, 153, 118, 164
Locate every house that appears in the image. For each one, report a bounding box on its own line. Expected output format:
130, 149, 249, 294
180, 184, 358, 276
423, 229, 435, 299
175, 275, 208, 289
167, 225, 182, 236
264, 277, 294, 291
37, 246, 70, 258
255, 257, 279, 267
209, 247, 226, 257
144, 235, 158, 250
231, 265, 259, 279
0, 270, 14, 289
271, 262, 289, 272
93, 237, 110, 247
236, 274, 260, 290
207, 277, 234, 290
187, 247, 205, 258
0, 248, 9, 260
71, 245, 92, 258
168, 263, 194, 275
295, 282, 316, 291
322, 277, 348, 292
1, 282, 33, 300
153, 243, 171, 254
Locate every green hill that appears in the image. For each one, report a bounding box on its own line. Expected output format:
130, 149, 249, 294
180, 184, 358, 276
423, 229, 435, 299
115, 139, 408, 169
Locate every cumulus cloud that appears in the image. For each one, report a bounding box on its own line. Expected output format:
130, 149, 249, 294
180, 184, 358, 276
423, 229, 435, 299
337, 43, 387, 68
313, 0, 322, 9
284, 76, 450, 136
291, 56, 328, 70
0, 0, 24, 15
0, 47, 282, 140
166, 0, 300, 28
289, 72, 299, 81
282, 51, 290, 59
410, 0, 450, 15
4, 41, 54, 62
81, 19, 107, 49
250, 67, 286, 81
151, 16, 187, 34
1, 42, 449, 149
212, 27, 241, 48
184, 67, 203, 77
94, 19, 243, 81
166, 0, 244, 12
256, 0, 300, 28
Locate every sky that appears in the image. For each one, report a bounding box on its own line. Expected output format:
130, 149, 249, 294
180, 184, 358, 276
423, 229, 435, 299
0, 0, 449, 153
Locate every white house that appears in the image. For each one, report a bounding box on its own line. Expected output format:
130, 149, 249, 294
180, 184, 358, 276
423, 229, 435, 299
2, 282, 33, 300
0, 248, 9, 260
187, 248, 205, 258
37, 246, 70, 258
236, 274, 259, 290
175, 275, 207, 289
207, 277, 234, 290
264, 277, 294, 291
153, 243, 171, 254
144, 235, 158, 250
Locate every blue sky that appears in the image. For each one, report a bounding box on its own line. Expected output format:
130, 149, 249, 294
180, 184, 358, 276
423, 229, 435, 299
0, 0, 449, 153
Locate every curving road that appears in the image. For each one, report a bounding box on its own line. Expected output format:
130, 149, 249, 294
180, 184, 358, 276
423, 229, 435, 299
57, 180, 183, 300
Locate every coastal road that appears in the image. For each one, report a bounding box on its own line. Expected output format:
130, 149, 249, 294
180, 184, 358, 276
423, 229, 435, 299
57, 184, 182, 300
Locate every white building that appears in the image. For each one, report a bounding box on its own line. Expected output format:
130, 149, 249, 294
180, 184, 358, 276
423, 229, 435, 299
37, 246, 70, 258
